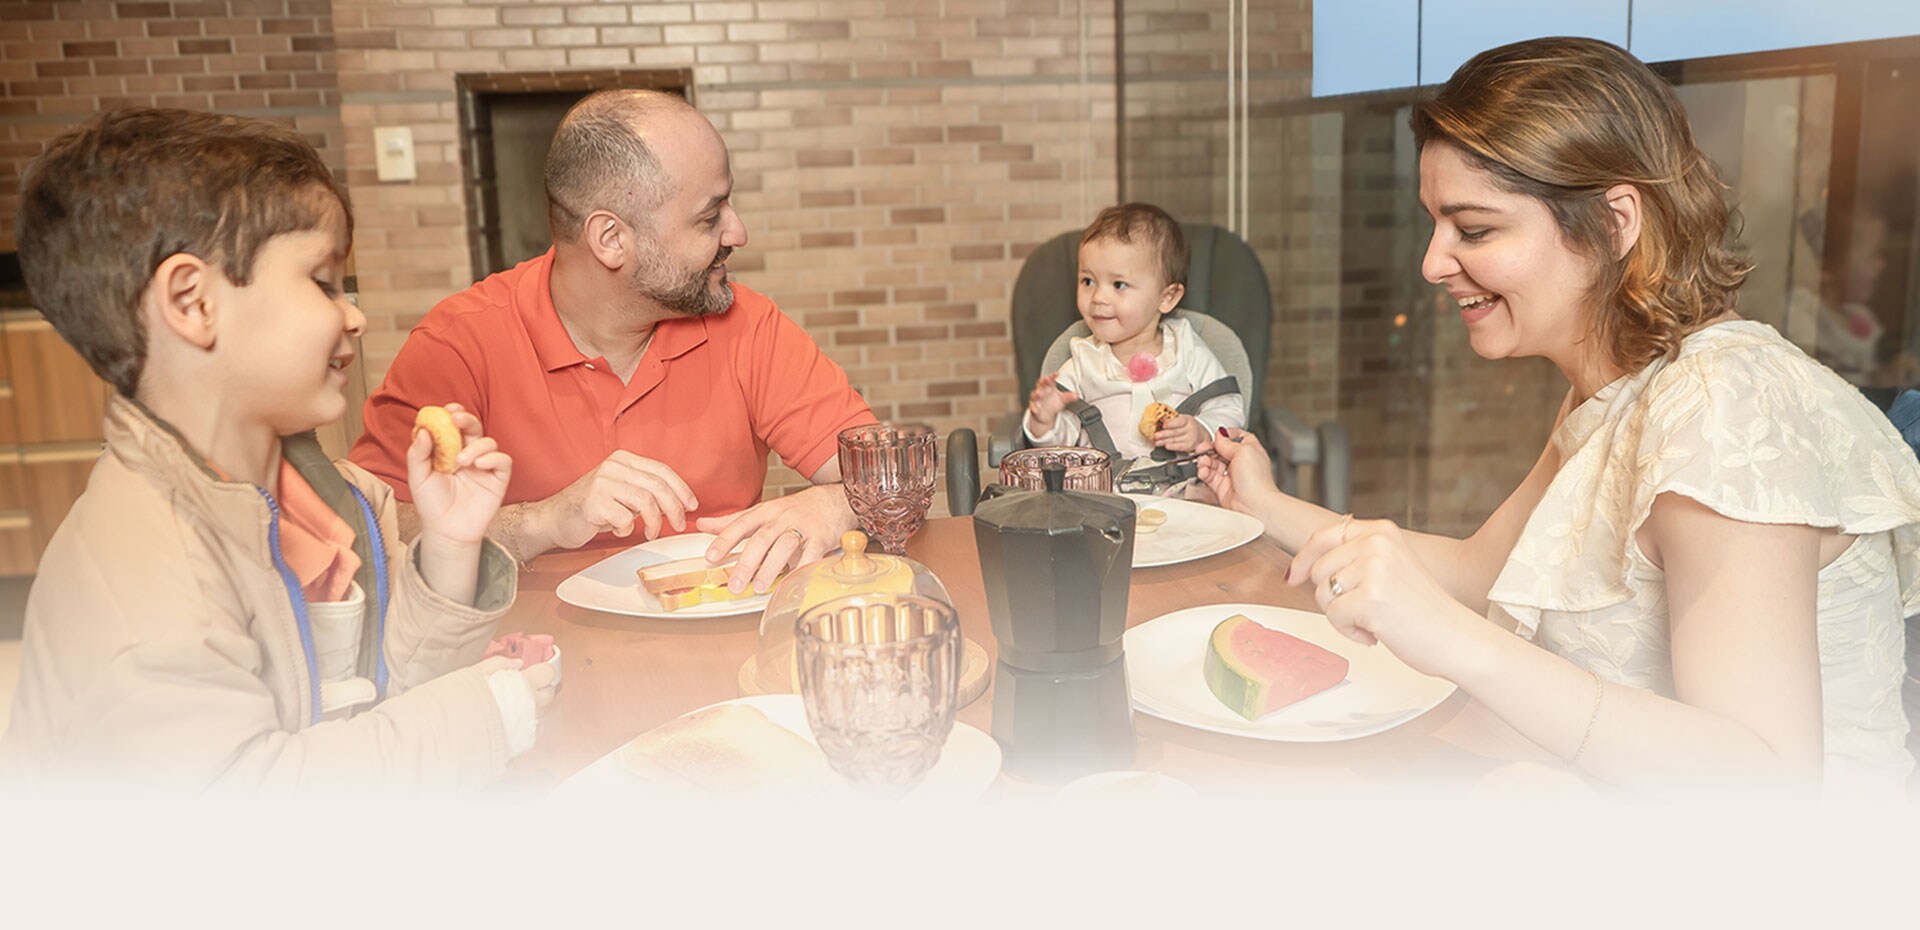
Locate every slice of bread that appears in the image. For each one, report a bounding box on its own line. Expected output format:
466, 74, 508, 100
618, 703, 839, 798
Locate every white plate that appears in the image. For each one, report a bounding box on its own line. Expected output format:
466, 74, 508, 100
555, 533, 769, 619
1124, 604, 1457, 742
1125, 494, 1265, 568
549, 695, 1002, 803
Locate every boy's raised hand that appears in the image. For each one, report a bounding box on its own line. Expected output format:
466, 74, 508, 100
1153, 413, 1210, 452
407, 402, 513, 548
1027, 373, 1077, 433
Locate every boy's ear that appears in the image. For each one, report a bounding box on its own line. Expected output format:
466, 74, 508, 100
1159, 282, 1185, 314
150, 253, 218, 350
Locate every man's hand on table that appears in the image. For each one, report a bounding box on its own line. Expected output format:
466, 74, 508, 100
696, 483, 858, 594
527, 451, 700, 555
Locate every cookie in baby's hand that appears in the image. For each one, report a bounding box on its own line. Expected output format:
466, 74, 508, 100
1139, 402, 1178, 440
414, 405, 463, 473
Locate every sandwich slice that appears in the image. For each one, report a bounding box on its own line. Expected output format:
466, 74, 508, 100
636, 555, 761, 611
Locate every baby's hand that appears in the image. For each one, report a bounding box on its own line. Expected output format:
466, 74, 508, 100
1153, 414, 1209, 452
407, 403, 513, 548
1027, 374, 1076, 433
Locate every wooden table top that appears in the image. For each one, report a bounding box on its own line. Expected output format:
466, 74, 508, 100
501, 516, 1555, 797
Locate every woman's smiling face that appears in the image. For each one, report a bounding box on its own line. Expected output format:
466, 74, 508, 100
1418, 140, 1606, 370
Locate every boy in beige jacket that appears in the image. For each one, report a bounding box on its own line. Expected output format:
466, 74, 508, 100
0, 108, 553, 796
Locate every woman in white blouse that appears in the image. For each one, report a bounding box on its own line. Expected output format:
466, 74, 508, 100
1201, 36, 1920, 799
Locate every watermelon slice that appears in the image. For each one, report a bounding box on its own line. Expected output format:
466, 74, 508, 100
1203, 615, 1349, 720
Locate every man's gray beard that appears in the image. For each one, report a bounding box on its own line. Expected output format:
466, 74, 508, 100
632, 254, 733, 318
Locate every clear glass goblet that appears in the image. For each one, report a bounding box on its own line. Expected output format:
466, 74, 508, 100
837, 423, 938, 554
793, 592, 961, 799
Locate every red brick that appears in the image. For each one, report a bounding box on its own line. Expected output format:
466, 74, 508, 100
261, 19, 316, 36
146, 21, 204, 38
181, 74, 235, 92
954, 322, 1007, 339
34, 61, 89, 78
831, 289, 887, 306
177, 38, 233, 55
887, 125, 942, 145
93, 58, 148, 76
898, 325, 950, 342
800, 231, 854, 249
950, 244, 1005, 262
798, 190, 854, 208
238, 72, 292, 90
890, 206, 944, 224
894, 286, 949, 303
61, 40, 117, 58
114, 2, 171, 16
795, 149, 851, 168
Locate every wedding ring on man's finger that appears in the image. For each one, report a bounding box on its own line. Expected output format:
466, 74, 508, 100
1330, 576, 1347, 598
783, 527, 806, 545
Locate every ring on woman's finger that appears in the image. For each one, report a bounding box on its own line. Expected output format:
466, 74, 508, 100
1330, 575, 1347, 598
783, 527, 805, 545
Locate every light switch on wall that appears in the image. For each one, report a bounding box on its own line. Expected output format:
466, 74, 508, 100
373, 126, 416, 182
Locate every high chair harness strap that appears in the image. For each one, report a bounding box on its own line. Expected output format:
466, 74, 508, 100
1060, 375, 1242, 466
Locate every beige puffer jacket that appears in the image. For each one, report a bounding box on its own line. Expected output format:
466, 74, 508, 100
0, 396, 521, 797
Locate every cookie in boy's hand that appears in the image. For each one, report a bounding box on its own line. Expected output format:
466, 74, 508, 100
1139, 402, 1178, 440
414, 405, 463, 473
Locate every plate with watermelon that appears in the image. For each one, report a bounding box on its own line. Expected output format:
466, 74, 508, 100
1124, 604, 1457, 741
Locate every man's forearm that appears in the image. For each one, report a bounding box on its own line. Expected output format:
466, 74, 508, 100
396, 499, 551, 566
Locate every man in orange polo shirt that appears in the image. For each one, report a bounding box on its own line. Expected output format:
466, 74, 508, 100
350, 89, 875, 594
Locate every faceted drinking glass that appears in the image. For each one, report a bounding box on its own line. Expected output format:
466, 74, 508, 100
837, 423, 938, 555
998, 447, 1113, 493
794, 592, 961, 798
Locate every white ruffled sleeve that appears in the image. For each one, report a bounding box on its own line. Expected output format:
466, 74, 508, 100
1487, 326, 1920, 637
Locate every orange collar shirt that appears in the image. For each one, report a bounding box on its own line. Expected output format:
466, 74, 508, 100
348, 250, 875, 547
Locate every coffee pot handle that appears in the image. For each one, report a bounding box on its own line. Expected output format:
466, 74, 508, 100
947, 428, 981, 517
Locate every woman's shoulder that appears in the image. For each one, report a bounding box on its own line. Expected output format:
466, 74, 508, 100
1639, 320, 1857, 427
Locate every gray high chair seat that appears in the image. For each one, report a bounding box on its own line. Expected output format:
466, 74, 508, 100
949, 223, 1349, 515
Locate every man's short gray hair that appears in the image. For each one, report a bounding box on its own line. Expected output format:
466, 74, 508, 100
544, 89, 688, 241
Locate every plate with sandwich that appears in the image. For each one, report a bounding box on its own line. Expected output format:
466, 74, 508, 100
548, 694, 1003, 804
1125, 604, 1457, 741
1123, 494, 1265, 569
556, 532, 774, 619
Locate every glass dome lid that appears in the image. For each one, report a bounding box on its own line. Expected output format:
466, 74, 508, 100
748, 530, 952, 694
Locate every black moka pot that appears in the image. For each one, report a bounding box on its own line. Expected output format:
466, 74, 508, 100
971, 464, 1135, 673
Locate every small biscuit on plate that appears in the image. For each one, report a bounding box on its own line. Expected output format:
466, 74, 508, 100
414, 405, 463, 473
1136, 508, 1168, 534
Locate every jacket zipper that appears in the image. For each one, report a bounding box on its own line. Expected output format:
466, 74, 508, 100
256, 487, 323, 727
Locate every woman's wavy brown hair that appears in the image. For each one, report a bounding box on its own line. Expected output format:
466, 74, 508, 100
1410, 37, 1752, 372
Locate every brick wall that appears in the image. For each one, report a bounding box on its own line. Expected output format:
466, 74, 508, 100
2, 0, 1121, 512
0, 0, 1560, 534
0, 1, 346, 254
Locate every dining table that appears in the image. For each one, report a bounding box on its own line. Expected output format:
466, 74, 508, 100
499, 515, 1563, 799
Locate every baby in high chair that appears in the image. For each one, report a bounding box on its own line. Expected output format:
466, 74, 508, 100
1022, 203, 1247, 493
